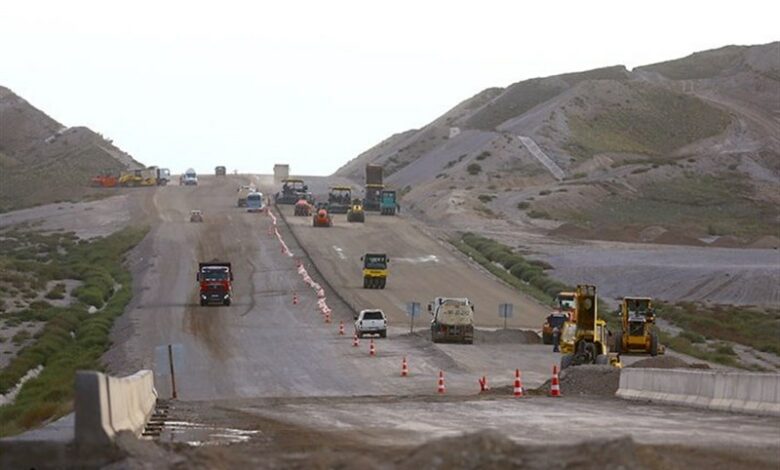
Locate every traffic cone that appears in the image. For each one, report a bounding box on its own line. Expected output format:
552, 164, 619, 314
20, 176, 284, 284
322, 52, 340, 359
292, 292, 298, 305
369, 339, 376, 356
401, 357, 409, 377
479, 375, 489, 392
437, 370, 446, 394
338, 321, 345, 336
550, 365, 562, 397
352, 333, 360, 347
513, 369, 524, 397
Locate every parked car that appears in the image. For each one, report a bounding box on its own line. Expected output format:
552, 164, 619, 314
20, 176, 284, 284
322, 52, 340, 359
354, 309, 387, 338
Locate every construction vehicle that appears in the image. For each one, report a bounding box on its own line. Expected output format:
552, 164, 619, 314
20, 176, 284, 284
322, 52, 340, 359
429, 297, 474, 344
312, 207, 332, 227
354, 309, 388, 338
614, 297, 662, 356
347, 198, 365, 222
237, 185, 254, 207
181, 168, 198, 186
560, 284, 616, 370
542, 291, 576, 344
327, 186, 352, 214
363, 165, 384, 211
196, 261, 233, 306
90, 174, 118, 187
361, 253, 388, 289
246, 191, 265, 213
273, 164, 289, 184
215, 166, 226, 176
189, 210, 204, 222
275, 179, 309, 204
380, 190, 398, 215
294, 198, 312, 216
119, 167, 158, 187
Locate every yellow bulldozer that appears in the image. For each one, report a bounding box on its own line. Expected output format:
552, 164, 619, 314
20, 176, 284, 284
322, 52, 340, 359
560, 284, 621, 370
614, 297, 663, 356
119, 167, 158, 187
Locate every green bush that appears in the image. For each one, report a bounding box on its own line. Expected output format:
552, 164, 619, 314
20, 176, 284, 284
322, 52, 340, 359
467, 163, 482, 175
517, 202, 530, 210
527, 210, 551, 219
75, 286, 104, 309
478, 194, 495, 203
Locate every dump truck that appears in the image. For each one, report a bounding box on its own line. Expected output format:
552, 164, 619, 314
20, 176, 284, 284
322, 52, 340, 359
614, 297, 662, 356
363, 165, 384, 211
560, 284, 616, 369
328, 186, 352, 214
361, 253, 388, 289
273, 164, 290, 184
197, 261, 233, 306
542, 291, 576, 344
380, 190, 397, 215
429, 297, 474, 344
347, 198, 365, 222
156, 167, 171, 185
275, 179, 308, 204
215, 166, 226, 176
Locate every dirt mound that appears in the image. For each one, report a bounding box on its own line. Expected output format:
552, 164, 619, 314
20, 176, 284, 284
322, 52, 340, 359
474, 328, 540, 344
628, 356, 710, 369
398, 431, 644, 469
652, 229, 706, 247
749, 235, 780, 249
534, 365, 620, 397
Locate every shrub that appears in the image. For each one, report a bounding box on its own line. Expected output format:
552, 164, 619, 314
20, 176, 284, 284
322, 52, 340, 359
477, 194, 495, 203
516, 202, 530, 210
467, 163, 482, 175
475, 151, 492, 161
539, 190, 551, 196
527, 210, 550, 219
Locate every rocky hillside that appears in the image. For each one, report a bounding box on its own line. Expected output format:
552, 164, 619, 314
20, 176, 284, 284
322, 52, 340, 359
0, 86, 141, 212
337, 42, 780, 247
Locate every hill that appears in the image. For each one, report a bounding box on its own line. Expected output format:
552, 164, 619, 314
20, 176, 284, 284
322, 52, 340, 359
335, 42, 780, 247
0, 86, 141, 212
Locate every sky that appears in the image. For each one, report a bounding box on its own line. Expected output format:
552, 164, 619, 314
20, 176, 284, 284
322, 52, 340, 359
1, 1, 778, 176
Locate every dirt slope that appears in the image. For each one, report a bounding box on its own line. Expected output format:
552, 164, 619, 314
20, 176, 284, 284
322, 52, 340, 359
0, 86, 141, 212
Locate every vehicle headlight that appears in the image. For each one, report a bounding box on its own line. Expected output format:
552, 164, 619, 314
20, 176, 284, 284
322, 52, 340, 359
201, 294, 207, 299
224, 294, 229, 299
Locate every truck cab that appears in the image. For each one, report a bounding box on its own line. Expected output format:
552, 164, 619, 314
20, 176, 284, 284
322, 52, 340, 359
246, 191, 265, 213
197, 262, 233, 306
182, 169, 198, 186
429, 297, 474, 344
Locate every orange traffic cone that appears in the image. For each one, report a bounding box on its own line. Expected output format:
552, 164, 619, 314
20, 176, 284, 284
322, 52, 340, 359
401, 356, 409, 377
292, 292, 298, 305
479, 375, 489, 392
437, 370, 446, 394
324, 310, 331, 323
352, 333, 360, 347
338, 321, 345, 336
513, 369, 524, 397
550, 365, 562, 397
369, 339, 376, 356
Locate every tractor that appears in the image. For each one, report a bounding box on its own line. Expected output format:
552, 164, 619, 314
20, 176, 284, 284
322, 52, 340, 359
312, 206, 332, 227
614, 297, 662, 356
347, 198, 365, 222
361, 253, 388, 289
560, 284, 618, 370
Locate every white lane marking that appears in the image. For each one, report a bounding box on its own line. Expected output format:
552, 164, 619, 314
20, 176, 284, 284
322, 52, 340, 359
332, 246, 347, 260
394, 255, 439, 264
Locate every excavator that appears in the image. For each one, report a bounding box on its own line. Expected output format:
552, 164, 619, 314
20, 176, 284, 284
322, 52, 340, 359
560, 284, 620, 369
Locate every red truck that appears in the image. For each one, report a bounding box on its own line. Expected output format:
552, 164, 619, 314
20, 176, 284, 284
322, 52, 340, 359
196, 262, 233, 306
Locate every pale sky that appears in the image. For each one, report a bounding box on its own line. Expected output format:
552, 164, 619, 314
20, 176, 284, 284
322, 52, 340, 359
1, 1, 777, 175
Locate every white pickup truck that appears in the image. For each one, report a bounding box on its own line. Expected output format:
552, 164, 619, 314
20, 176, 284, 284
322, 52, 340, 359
354, 309, 387, 338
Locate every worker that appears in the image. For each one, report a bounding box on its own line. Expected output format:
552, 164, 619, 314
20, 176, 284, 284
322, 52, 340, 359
552, 325, 560, 352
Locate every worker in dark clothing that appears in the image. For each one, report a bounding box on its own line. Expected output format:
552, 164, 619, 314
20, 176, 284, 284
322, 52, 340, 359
552, 325, 560, 352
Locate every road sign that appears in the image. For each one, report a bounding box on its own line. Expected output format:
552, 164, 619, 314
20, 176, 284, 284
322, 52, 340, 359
406, 302, 421, 333
498, 303, 514, 329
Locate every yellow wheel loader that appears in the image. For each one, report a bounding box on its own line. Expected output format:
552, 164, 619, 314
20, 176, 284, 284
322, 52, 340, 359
560, 284, 618, 370
614, 297, 663, 356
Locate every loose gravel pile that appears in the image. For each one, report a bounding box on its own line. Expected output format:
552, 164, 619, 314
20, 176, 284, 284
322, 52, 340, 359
534, 365, 620, 397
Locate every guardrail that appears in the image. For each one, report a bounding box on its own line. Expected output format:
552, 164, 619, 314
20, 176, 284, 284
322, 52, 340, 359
617, 368, 780, 416
74, 370, 157, 445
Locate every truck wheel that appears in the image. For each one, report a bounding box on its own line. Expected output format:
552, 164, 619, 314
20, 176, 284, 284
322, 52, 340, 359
561, 354, 574, 370
379, 278, 386, 289
224, 298, 231, 306
200, 299, 206, 306
363, 278, 368, 288
595, 354, 608, 365
650, 333, 659, 356
614, 331, 623, 354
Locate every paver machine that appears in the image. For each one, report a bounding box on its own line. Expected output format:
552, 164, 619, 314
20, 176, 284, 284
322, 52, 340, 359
328, 186, 352, 214
275, 179, 309, 205
560, 284, 616, 369
347, 198, 365, 222
614, 297, 662, 356
361, 253, 388, 289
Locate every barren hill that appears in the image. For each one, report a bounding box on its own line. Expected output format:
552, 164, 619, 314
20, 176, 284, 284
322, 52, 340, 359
336, 42, 780, 247
0, 86, 141, 212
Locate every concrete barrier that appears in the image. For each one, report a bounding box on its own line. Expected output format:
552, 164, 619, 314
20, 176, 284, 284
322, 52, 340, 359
617, 368, 780, 416
74, 370, 157, 446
